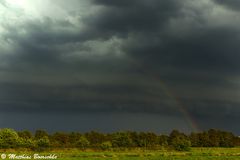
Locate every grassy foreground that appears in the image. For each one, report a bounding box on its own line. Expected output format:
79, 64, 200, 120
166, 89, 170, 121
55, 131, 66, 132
1, 148, 240, 160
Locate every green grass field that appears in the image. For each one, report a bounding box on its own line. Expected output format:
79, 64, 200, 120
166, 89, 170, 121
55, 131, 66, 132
1, 148, 240, 160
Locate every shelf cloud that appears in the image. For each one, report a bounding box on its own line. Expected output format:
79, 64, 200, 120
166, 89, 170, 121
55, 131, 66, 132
0, 0, 240, 133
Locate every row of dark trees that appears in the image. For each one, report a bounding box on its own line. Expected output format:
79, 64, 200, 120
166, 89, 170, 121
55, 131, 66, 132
0, 128, 239, 151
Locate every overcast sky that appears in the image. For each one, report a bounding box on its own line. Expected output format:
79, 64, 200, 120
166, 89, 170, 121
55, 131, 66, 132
0, 0, 240, 134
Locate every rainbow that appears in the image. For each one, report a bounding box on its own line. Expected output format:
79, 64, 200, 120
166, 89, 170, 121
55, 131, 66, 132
127, 56, 200, 132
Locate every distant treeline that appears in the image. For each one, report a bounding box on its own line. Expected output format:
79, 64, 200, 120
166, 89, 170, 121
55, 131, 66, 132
0, 128, 239, 151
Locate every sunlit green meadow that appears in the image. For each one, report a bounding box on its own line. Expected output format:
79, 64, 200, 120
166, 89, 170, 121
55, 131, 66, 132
1, 148, 240, 160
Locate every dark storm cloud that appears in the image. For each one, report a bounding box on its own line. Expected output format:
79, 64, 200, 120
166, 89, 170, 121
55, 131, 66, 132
1, 19, 123, 74
0, 81, 173, 113
213, 0, 240, 10
87, 0, 182, 35
1, 0, 240, 133
86, 0, 240, 73
1, 82, 239, 121
140, 27, 240, 72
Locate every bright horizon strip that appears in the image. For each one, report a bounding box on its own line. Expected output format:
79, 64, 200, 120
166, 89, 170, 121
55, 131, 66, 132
127, 56, 201, 132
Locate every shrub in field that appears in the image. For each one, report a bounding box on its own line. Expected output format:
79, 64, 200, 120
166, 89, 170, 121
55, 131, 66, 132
100, 141, 112, 150
171, 136, 191, 151
34, 130, 48, 140
190, 129, 236, 147
85, 131, 107, 147
18, 130, 33, 139
0, 128, 19, 148
36, 136, 50, 149
51, 132, 70, 148
137, 132, 158, 148
17, 138, 36, 149
112, 132, 133, 148
69, 132, 82, 146
158, 135, 169, 147
76, 136, 90, 150
168, 130, 191, 151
